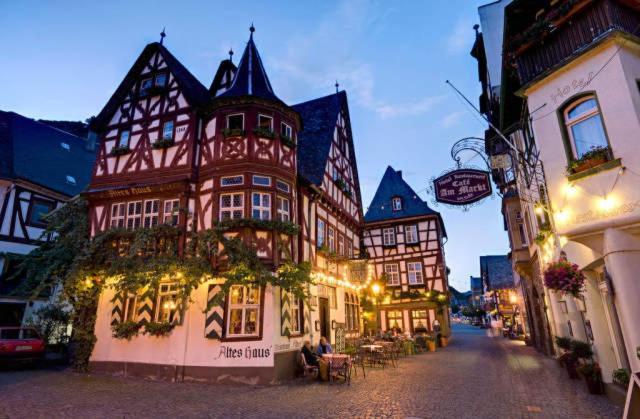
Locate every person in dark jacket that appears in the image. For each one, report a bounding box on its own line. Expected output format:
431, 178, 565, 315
301, 340, 319, 366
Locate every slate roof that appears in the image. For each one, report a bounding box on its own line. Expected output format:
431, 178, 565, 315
364, 166, 446, 237
91, 42, 210, 131
0, 111, 96, 196
292, 92, 344, 186
480, 255, 514, 290
218, 33, 283, 103
210, 59, 237, 95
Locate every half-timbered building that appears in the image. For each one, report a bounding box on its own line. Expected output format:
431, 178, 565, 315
363, 166, 450, 336
0, 111, 95, 326
86, 29, 365, 384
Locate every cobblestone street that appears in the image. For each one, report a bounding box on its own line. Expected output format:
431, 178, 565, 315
0, 324, 621, 418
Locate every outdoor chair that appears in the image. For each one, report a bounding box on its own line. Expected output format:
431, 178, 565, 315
350, 351, 366, 379
299, 352, 318, 379
329, 357, 351, 385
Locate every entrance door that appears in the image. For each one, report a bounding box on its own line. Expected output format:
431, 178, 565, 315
318, 297, 331, 342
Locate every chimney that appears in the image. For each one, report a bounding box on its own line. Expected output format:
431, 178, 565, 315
396, 170, 403, 179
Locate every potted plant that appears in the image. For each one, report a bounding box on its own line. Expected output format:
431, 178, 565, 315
425, 334, 437, 352
613, 368, 630, 389
151, 138, 175, 149
280, 133, 295, 148
252, 127, 276, 139
577, 362, 604, 394
222, 128, 245, 138
110, 145, 131, 156
566, 146, 610, 175
111, 321, 141, 340
143, 321, 175, 337
543, 260, 585, 297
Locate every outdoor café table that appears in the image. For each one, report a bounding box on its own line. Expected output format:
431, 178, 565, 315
321, 354, 351, 382
360, 344, 383, 352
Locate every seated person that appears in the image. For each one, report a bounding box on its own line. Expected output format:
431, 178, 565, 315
301, 340, 319, 366
316, 336, 333, 355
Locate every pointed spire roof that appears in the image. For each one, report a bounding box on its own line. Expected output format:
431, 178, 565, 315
218, 26, 282, 102
365, 166, 446, 237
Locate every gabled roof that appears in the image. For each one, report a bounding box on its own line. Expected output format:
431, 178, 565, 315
218, 32, 282, 103
364, 166, 446, 236
0, 111, 96, 196
210, 59, 237, 96
293, 90, 364, 215
91, 42, 210, 131
480, 255, 514, 290
293, 91, 344, 186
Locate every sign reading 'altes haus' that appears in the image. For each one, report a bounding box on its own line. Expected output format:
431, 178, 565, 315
433, 169, 492, 205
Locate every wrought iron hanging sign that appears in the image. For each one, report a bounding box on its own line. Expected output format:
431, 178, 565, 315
433, 169, 492, 205
428, 137, 495, 209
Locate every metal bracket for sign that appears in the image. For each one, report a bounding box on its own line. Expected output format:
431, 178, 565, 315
450, 137, 491, 170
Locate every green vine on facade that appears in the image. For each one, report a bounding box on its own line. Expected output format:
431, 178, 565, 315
13, 198, 313, 370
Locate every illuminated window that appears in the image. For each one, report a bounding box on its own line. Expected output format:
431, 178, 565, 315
226, 285, 261, 337
156, 283, 179, 323
220, 193, 244, 220
123, 293, 138, 322
289, 292, 302, 335
328, 227, 336, 252
411, 309, 428, 332
387, 310, 403, 331
392, 197, 402, 211
338, 234, 345, 255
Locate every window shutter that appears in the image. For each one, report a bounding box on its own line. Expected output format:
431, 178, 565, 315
110, 292, 126, 326
280, 288, 292, 337
173, 298, 185, 326
205, 284, 224, 339
137, 286, 155, 324
303, 301, 311, 335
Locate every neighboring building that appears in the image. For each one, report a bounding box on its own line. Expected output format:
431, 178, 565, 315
449, 286, 472, 308
472, 0, 555, 355
0, 111, 95, 326
479, 255, 522, 333
85, 29, 366, 384
505, 0, 640, 389
476, 0, 640, 401
470, 276, 484, 306
363, 166, 449, 335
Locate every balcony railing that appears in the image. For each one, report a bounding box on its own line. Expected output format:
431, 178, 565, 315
514, 0, 640, 85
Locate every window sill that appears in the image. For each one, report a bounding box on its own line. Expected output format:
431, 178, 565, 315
221, 335, 263, 342
382, 244, 397, 248
567, 158, 622, 182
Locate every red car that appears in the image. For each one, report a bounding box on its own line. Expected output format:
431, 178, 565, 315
0, 327, 45, 363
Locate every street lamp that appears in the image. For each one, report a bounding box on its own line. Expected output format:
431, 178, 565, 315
371, 282, 382, 335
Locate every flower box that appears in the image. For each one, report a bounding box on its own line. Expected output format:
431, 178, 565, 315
252, 127, 276, 139
566, 146, 610, 175
143, 321, 175, 337
151, 138, 175, 149
111, 321, 141, 340
280, 134, 296, 148
222, 128, 245, 138
110, 145, 131, 156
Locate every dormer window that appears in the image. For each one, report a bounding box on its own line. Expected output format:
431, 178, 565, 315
60, 142, 70, 151
119, 130, 130, 148
65, 175, 77, 185
227, 114, 244, 130
140, 78, 153, 96
258, 114, 273, 131
392, 197, 402, 211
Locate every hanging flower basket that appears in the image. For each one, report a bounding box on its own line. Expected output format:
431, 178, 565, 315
543, 260, 585, 297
